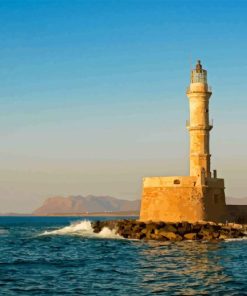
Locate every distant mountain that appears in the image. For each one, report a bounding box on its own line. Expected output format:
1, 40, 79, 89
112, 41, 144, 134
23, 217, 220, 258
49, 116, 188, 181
33, 195, 141, 215
226, 197, 247, 205
0, 213, 32, 216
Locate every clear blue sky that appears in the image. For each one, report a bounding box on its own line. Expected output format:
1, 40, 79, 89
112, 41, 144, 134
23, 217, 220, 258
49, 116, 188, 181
0, 0, 247, 212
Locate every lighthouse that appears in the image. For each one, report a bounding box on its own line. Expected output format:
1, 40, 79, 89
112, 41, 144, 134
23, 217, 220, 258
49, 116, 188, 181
187, 60, 212, 178
139, 60, 228, 223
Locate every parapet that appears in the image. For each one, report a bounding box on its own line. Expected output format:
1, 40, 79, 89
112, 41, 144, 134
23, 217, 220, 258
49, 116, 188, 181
143, 176, 224, 189
143, 176, 197, 188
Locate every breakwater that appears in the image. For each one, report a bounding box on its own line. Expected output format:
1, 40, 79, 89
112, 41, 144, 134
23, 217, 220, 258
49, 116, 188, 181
92, 220, 247, 241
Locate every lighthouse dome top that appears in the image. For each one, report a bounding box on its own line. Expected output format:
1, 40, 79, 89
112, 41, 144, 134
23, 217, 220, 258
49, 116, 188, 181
191, 60, 207, 84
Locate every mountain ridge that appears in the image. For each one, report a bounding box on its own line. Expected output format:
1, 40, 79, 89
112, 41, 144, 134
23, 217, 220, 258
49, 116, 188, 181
33, 195, 141, 215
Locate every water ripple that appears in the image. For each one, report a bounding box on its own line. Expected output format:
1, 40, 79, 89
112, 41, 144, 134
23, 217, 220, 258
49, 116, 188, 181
0, 217, 247, 295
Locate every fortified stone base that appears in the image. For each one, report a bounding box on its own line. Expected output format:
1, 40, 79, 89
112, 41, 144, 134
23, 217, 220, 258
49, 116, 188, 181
139, 61, 247, 224
139, 176, 228, 223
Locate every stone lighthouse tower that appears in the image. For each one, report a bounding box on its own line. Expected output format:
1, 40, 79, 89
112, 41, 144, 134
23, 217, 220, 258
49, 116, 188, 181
187, 60, 212, 179
139, 60, 228, 223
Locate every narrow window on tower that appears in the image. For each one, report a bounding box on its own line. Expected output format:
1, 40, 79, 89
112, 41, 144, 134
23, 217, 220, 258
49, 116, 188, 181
214, 194, 219, 204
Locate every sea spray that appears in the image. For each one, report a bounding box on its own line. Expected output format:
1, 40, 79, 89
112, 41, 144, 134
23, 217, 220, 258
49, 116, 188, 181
40, 220, 123, 239
97, 226, 122, 239
41, 220, 93, 235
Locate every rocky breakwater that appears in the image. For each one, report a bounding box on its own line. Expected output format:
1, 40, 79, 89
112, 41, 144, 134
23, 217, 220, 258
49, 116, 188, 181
92, 220, 247, 241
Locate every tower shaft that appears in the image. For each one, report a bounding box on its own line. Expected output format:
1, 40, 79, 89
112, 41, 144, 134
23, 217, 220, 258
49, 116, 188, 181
187, 61, 212, 178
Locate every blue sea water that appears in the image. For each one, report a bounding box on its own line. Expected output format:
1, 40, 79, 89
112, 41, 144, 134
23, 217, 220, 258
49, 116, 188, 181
0, 217, 246, 296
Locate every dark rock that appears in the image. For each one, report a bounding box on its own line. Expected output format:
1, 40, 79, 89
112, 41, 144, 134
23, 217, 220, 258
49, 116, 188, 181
132, 225, 142, 233
199, 229, 214, 240
162, 223, 177, 233
159, 231, 177, 240
202, 224, 221, 233
184, 233, 197, 240
191, 223, 202, 233
177, 222, 191, 235
92, 219, 246, 242
91, 221, 102, 233
135, 232, 146, 239
159, 231, 182, 241
219, 234, 228, 240
136, 221, 146, 228
146, 222, 156, 234
212, 232, 220, 239
156, 222, 166, 229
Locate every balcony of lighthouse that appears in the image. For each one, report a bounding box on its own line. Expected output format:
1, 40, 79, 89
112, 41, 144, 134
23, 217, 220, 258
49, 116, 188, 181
186, 119, 213, 130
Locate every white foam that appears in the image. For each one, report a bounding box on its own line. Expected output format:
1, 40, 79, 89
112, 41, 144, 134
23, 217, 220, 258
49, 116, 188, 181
41, 220, 93, 235
97, 226, 122, 239
0, 229, 8, 235
40, 220, 123, 239
225, 237, 247, 242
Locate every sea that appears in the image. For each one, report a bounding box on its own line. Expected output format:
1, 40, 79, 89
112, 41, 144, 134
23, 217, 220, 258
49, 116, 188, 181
0, 216, 246, 296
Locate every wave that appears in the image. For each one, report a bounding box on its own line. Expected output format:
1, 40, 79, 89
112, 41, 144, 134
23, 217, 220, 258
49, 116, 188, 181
40, 220, 123, 239
0, 229, 8, 235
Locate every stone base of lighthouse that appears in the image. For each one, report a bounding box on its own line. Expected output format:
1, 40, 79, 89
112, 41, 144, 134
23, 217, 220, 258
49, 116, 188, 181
139, 176, 228, 223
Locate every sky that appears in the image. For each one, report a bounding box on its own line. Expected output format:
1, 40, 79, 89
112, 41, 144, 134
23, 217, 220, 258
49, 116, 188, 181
0, 0, 247, 212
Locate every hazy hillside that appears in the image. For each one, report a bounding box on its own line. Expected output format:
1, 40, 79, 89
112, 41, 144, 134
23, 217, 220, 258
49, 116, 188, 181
226, 197, 247, 205
33, 195, 141, 215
